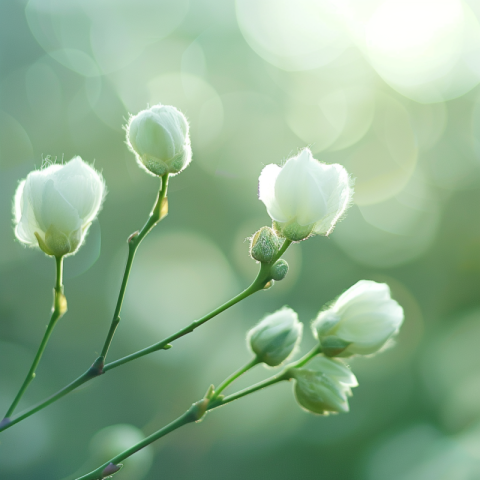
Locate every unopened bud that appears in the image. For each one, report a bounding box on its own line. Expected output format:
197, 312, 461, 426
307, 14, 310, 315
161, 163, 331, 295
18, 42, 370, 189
248, 307, 303, 366
126, 104, 191, 177
270, 259, 288, 281
291, 356, 358, 415
250, 226, 281, 263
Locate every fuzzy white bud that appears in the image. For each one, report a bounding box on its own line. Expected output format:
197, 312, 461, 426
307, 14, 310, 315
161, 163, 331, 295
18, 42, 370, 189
258, 148, 353, 241
13, 157, 105, 257
313, 280, 404, 357
126, 104, 191, 177
248, 307, 303, 367
291, 356, 358, 415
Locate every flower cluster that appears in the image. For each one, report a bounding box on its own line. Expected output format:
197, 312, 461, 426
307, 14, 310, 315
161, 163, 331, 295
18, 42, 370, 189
9, 100, 407, 477
247, 280, 404, 415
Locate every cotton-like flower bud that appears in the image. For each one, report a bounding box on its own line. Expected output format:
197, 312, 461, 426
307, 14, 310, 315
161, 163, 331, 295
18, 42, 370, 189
291, 356, 358, 415
270, 259, 288, 281
250, 226, 281, 263
247, 307, 303, 366
259, 148, 353, 241
312, 280, 404, 357
13, 157, 105, 257
126, 104, 191, 177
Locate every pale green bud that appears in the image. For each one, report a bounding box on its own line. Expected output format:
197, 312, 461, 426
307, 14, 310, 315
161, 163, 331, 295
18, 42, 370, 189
259, 148, 353, 241
250, 226, 281, 263
291, 356, 358, 415
270, 259, 289, 281
312, 280, 404, 357
248, 307, 303, 366
14, 157, 105, 257
126, 104, 191, 177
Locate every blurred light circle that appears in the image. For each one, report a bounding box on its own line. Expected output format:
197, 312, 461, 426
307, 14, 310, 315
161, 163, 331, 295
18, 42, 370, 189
123, 230, 239, 339
88, 0, 189, 75
0, 111, 33, 169
89, 424, 153, 480
406, 100, 447, 151
200, 91, 294, 177
344, 93, 417, 206
422, 308, 480, 430
332, 172, 440, 268
235, 0, 351, 71
286, 85, 375, 153
25, 0, 189, 76
25, 61, 62, 119
362, 0, 480, 102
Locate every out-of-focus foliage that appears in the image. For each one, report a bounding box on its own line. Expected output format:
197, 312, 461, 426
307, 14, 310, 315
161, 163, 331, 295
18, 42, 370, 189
1, 0, 480, 478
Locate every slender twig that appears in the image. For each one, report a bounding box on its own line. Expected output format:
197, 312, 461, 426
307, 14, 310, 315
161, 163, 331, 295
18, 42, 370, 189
212, 357, 259, 399
75, 362, 297, 479
74, 346, 322, 480
99, 174, 170, 363
2, 256, 67, 422
0, 238, 292, 432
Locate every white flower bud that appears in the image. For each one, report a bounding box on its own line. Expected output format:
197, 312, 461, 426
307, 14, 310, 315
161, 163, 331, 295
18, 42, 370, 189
258, 148, 353, 241
250, 226, 281, 263
312, 280, 404, 357
247, 307, 303, 367
13, 157, 105, 257
291, 356, 358, 415
126, 104, 191, 177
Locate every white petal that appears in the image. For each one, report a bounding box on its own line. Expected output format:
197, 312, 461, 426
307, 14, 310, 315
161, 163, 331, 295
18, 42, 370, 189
14, 179, 39, 244
258, 164, 287, 222
40, 179, 81, 234
54, 157, 105, 223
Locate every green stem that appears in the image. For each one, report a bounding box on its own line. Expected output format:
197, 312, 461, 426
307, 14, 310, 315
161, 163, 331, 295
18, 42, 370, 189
76, 404, 200, 480
289, 345, 321, 369
0, 238, 293, 432
99, 174, 169, 362
103, 267, 269, 373
213, 358, 259, 399
3, 256, 67, 421
210, 372, 289, 409
75, 369, 290, 479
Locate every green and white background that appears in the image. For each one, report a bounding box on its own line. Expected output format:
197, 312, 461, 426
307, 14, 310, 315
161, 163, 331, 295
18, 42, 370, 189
2, 0, 480, 478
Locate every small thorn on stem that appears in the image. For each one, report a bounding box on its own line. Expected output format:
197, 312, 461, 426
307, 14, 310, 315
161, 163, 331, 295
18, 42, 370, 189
0, 417, 11, 429
127, 231, 139, 244
101, 462, 122, 477
89, 356, 105, 376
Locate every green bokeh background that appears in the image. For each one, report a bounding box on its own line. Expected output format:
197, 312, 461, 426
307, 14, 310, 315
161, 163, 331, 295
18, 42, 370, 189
2, 1, 480, 479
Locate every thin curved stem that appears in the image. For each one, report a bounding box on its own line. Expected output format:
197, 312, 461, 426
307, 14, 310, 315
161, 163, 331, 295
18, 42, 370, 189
212, 357, 259, 399
99, 174, 169, 362
75, 405, 199, 480
0, 239, 292, 432
75, 369, 290, 479
3, 256, 67, 421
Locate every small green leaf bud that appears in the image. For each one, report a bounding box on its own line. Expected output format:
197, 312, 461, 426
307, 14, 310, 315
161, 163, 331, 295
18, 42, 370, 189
291, 356, 358, 415
270, 259, 289, 281
250, 226, 281, 263
319, 335, 351, 357
247, 307, 303, 366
